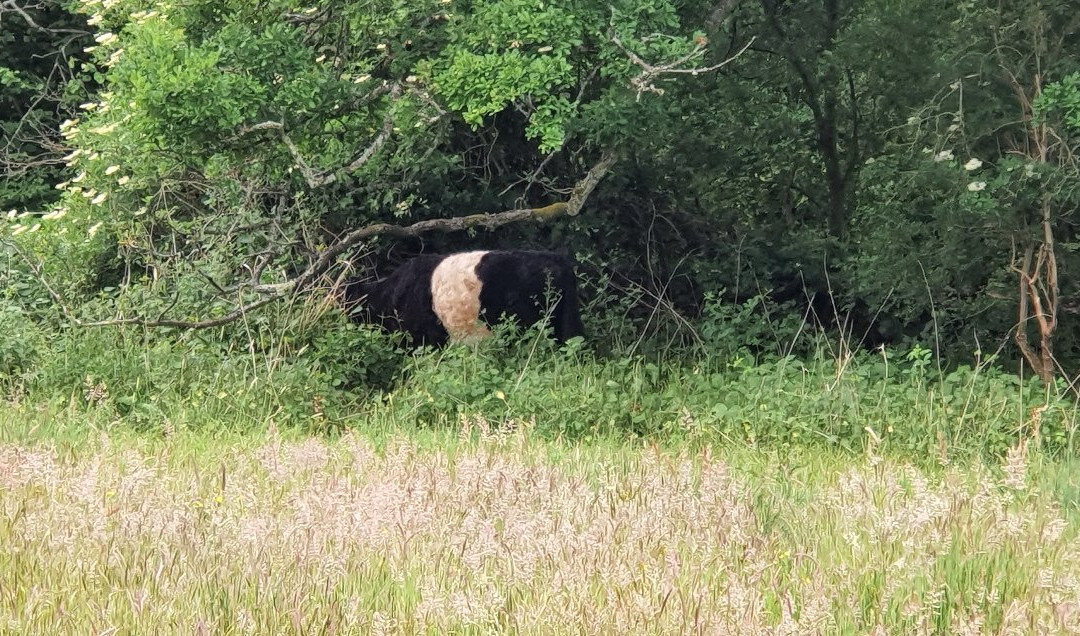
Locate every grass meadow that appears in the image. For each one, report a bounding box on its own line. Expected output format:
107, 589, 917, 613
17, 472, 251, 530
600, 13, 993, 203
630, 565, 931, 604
2, 402, 1079, 635
2, 313, 1080, 634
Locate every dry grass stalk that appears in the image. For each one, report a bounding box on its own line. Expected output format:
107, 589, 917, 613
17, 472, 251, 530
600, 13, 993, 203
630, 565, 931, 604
0, 425, 1077, 634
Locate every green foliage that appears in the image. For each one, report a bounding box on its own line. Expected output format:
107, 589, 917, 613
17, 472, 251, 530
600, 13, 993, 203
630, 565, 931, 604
7, 296, 403, 430
0, 301, 43, 378
697, 292, 807, 359
0, 1, 91, 212
431, 0, 585, 151
1036, 73, 1080, 134
5, 286, 1075, 466
7, 0, 1080, 440
354, 326, 1074, 463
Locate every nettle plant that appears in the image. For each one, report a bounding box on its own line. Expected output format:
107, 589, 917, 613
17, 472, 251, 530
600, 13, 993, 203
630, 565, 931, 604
2, 0, 734, 331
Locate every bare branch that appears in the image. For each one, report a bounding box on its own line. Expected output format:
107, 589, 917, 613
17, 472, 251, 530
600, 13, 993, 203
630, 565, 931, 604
612, 31, 755, 100
78, 295, 285, 329
0, 0, 90, 35
232, 84, 405, 189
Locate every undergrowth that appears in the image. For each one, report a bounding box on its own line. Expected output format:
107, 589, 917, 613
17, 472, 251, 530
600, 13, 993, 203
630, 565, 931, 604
1, 293, 1076, 467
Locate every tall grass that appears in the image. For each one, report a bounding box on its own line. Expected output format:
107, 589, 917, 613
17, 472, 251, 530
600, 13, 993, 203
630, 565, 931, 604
2, 292, 1079, 632
1, 422, 1078, 634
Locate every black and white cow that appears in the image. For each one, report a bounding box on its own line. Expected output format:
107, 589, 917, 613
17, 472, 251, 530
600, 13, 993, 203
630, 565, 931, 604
343, 250, 585, 347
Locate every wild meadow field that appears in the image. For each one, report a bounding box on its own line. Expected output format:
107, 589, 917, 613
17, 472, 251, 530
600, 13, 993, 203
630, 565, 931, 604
4, 0, 1079, 631
2, 323, 1079, 635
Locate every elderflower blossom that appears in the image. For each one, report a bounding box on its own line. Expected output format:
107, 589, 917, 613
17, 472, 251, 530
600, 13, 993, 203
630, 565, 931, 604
104, 165, 120, 175
967, 181, 986, 192
933, 149, 954, 162
94, 32, 117, 45
964, 158, 983, 171
90, 192, 108, 205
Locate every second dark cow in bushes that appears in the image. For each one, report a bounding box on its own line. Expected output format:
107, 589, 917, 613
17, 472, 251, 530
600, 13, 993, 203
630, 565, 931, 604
343, 250, 585, 347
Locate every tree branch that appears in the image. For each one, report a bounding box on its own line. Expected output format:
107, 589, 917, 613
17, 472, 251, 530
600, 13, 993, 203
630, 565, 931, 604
0, 0, 90, 35
611, 31, 755, 100
759, 0, 822, 121
235, 84, 404, 189
705, 0, 743, 34
3, 150, 619, 330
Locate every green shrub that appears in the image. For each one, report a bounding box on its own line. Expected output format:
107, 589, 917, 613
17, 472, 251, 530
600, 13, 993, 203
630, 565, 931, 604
0, 301, 43, 379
